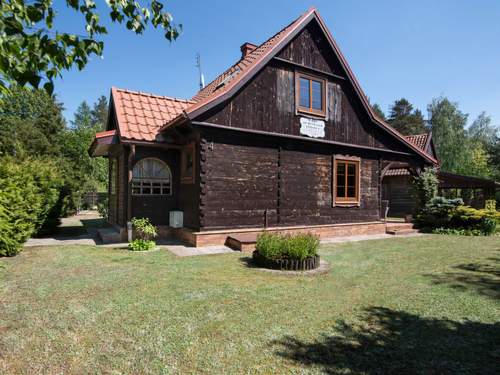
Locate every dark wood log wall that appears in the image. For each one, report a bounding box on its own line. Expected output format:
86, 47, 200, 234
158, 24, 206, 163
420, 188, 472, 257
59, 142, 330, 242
199, 128, 381, 230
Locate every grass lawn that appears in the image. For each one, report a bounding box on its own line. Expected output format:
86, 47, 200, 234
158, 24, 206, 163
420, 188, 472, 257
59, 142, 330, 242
1, 235, 499, 374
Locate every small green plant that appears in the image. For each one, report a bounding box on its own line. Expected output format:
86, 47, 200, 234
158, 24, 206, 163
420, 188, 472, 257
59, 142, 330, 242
128, 217, 157, 251
128, 239, 156, 251
256, 232, 319, 260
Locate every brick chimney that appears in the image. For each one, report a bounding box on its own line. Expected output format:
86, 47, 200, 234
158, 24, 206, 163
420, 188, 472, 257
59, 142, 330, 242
240, 42, 257, 58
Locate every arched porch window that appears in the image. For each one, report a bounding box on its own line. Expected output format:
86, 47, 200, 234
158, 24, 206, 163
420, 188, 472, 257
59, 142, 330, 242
132, 158, 172, 195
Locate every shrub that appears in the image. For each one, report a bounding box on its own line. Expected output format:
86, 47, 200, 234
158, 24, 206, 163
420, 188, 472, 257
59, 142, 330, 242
131, 217, 157, 241
0, 157, 63, 256
128, 239, 156, 251
416, 196, 463, 228
128, 217, 157, 251
417, 196, 499, 236
255, 233, 283, 259
485, 199, 496, 211
256, 232, 319, 260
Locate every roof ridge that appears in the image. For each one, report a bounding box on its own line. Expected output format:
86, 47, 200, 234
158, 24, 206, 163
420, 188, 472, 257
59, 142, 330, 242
113, 86, 195, 104
405, 133, 429, 138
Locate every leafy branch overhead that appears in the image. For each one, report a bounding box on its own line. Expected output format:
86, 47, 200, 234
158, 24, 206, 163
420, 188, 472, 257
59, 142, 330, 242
0, 0, 181, 93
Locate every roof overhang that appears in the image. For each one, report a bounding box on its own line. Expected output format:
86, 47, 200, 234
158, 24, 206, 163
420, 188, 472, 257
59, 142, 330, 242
89, 130, 119, 157
439, 171, 500, 190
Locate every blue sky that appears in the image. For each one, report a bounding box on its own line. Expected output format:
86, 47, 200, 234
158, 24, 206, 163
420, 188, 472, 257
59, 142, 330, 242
55, 0, 500, 127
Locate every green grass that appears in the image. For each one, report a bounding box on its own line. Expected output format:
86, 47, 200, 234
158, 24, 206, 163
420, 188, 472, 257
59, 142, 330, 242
1, 235, 499, 374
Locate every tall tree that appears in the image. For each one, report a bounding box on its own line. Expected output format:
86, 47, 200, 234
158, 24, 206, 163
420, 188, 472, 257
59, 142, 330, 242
0, 1, 181, 93
0, 86, 65, 156
428, 97, 469, 174
91, 96, 108, 130
371, 103, 386, 121
488, 137, 500, 180
468, 112, 498, 148
387, 98, 427, 135
62, 99, 108, 194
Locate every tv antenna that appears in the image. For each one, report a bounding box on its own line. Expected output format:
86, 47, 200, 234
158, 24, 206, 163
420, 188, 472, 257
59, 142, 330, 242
195, 53, 205, 90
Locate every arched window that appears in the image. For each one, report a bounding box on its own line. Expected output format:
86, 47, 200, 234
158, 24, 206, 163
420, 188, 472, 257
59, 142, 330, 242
132, 158, 172, 195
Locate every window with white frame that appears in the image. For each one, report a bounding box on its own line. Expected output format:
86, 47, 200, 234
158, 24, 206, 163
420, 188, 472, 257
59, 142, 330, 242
132, 158, 172, 196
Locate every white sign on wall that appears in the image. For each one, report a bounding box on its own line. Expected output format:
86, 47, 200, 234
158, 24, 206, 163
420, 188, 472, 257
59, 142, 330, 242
299, 117, 325, 138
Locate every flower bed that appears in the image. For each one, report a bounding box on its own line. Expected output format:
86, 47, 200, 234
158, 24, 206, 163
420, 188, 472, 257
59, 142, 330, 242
252, 232, 320, 271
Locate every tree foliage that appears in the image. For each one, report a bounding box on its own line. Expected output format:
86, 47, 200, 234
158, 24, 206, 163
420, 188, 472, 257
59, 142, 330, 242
0, 1, 181, 93
0, 85, 65, 156
387, 98, 427, 135
371, 103, 386, 121
428, 97, 469, 173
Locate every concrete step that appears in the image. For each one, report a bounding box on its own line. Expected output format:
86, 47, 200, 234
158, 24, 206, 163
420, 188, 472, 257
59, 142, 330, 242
97, 227, 122, 244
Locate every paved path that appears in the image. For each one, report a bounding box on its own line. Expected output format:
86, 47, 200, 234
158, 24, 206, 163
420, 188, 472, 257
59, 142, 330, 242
25, 212, 423, 255
25, 211, 101, 247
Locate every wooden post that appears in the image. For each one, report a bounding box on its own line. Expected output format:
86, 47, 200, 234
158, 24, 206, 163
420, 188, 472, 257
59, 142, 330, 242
127, 144, 135, 221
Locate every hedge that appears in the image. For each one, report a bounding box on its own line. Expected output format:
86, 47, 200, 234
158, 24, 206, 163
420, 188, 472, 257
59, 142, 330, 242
0, 157, 64, 256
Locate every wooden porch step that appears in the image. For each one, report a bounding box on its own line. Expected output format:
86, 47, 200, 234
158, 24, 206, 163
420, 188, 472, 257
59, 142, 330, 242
226, 233, 258, 252
386, 222, 419, 235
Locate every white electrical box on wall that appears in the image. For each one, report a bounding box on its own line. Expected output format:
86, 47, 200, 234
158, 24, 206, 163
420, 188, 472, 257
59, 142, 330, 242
169, 211, 183, 228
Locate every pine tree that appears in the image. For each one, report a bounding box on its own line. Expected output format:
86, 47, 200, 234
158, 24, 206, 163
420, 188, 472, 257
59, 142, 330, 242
388, 98, 427, 135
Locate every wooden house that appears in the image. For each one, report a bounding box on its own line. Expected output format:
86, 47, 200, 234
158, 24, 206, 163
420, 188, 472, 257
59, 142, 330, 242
90, 8, 441, 246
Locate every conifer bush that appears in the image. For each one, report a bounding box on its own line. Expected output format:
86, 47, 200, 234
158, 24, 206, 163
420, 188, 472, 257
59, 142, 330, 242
0, 157, 63, 256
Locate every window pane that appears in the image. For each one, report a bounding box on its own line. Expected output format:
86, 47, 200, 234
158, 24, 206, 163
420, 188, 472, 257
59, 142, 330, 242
337, 163, 345, 176
311, 80, 322, 110
347, 187, 356, 198
347, 174, 356, 188
347, 163, 356, 176
299, 78, 310, 108
337, 185, 345, 197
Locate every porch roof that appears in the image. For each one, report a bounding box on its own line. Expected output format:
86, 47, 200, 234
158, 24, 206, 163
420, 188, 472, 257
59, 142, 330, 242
88, 130, 118, 157
110, 87, 194, 142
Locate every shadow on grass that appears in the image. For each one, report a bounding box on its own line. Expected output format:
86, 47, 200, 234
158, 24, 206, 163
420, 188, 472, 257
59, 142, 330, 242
239, 256, 257, 269
274, 307, 500, 374
425, 257, 499, 300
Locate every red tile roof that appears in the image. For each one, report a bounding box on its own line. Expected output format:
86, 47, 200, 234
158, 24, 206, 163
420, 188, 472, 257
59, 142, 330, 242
95, 129, 117, 139
384, 168, 411, 176
404, 134, 429, 151
385, 133, 434, 176
111, 87, 193, 142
